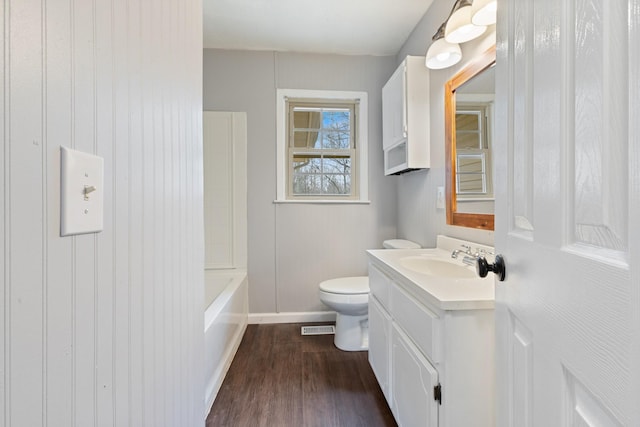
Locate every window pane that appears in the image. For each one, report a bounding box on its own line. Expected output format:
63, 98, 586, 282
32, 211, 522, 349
456, 112, 480, 130
293, 154, 322, 173
293, 110, 321, 129
323, 173, 351, 194
322, 130, 350, 149
292, 173, 322, 195
457, 155, 484, 174
323, 110, 350, 130
292, 130, 320, 148
458, 174, 485, 193
322, 156, 351, 174
456, 132, 481, 149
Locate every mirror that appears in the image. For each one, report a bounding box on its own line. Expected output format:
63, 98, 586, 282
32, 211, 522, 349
445, 46, 496, 230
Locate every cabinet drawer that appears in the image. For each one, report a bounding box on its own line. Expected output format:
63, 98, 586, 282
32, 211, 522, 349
390, 284, 441, 363
368, 264, 391, 310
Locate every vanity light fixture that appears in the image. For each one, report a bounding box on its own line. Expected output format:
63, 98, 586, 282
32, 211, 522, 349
425, 22, 462, 70
444, 0, 487, 44
471, 0, 497, 26
426, 0, 495, 70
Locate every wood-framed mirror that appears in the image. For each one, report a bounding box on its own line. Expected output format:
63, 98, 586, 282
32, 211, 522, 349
445, 46, 496, 230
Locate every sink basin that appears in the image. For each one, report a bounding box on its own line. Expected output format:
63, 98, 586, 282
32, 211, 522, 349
399, 256, 478, 279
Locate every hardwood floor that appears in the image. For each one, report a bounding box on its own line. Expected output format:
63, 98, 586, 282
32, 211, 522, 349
206, 323, 397, 427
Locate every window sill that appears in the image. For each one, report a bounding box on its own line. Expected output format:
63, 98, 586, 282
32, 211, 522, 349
273, 199, 371, 205
457, 197, 495, 202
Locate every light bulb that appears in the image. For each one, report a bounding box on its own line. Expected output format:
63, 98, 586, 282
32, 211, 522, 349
425, 37, 462, 70
436, 52, 451, 62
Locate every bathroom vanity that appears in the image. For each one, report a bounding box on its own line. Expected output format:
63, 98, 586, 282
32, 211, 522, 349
367, 236, 495, 427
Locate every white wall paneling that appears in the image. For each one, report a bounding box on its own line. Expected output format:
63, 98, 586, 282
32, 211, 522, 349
2, 0, 204, 426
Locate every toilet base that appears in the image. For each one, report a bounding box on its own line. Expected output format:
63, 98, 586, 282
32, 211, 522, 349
334, 312, 369, 351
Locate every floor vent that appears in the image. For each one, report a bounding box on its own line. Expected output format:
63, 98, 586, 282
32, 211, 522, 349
301, 325, 335, 336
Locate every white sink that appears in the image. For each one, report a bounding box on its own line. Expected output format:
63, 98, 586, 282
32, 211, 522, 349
399, 256, 477, 279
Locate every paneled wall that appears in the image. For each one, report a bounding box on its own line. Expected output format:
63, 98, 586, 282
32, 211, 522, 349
1, 0, 204, 426
203, 50, 398, 314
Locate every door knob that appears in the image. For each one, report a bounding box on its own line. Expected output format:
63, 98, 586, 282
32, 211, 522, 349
476, 255, 506, 281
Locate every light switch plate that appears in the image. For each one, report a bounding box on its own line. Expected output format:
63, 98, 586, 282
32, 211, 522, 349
60, 146, 104, 236
436, 186, 445, 209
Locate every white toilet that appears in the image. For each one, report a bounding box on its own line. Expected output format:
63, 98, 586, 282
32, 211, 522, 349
318, 239, 421, 351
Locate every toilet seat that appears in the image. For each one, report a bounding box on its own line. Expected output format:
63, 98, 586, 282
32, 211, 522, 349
319, 276, 369, 295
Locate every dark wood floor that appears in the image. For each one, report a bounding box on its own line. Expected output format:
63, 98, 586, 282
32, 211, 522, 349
206, 323, 397, 427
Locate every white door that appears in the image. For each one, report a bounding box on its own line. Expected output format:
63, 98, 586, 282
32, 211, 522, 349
493, 0, 640, 425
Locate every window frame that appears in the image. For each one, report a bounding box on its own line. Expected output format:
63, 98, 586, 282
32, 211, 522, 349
276, 89, 369, 203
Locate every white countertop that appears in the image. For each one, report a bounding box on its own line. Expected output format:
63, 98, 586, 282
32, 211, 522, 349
367, 246, 495, 311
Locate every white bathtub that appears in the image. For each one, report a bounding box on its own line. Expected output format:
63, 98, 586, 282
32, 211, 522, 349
204, 269, 248, 417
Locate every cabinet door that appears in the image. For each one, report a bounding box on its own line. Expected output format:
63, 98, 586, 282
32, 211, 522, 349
392, 324, 439, 427
368, 296, 392, 404
382, 62, 406, 150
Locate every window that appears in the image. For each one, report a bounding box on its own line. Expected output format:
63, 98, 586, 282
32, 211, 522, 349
455, 103, 493, 199
276, 89, 368, 203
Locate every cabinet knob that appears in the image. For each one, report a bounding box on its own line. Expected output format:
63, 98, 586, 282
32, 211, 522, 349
476, 255, 506, 281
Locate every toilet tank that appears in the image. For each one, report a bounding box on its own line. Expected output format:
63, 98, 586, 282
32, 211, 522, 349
382, 239, 421, 249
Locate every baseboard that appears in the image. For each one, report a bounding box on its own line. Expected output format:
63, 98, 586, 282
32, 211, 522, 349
248, 311, 337, 324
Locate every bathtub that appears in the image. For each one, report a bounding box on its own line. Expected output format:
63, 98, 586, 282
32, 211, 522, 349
204, 269, 248, 416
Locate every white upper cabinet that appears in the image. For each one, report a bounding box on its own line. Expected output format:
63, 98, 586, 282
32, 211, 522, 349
382, 56, 430, 175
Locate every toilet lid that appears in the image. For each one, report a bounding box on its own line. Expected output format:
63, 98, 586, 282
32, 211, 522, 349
319, 276, 369, 294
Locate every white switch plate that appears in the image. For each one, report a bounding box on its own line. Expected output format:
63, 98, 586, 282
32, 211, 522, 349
436, 186, 445, 209
60, 146, 104, 236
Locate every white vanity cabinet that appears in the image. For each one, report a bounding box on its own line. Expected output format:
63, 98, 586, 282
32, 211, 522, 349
382, 55, 430, 175
368, 258, 495, 427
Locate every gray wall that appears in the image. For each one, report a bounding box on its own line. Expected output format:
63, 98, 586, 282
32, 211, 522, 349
203, 50, 398, 313
394, 0, 497, 247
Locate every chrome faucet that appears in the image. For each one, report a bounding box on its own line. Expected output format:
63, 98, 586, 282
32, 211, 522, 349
453, 244, 494, 266
461, 255, 477, 266
452, 244, 473, 259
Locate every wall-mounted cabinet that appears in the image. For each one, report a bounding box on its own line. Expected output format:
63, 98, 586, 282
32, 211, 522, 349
382, 56, 430, 175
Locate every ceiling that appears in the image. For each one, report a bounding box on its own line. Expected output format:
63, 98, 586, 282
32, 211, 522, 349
203, 0, 435, 56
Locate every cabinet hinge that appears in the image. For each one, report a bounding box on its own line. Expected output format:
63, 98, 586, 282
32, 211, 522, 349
434, 383, 442, 405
